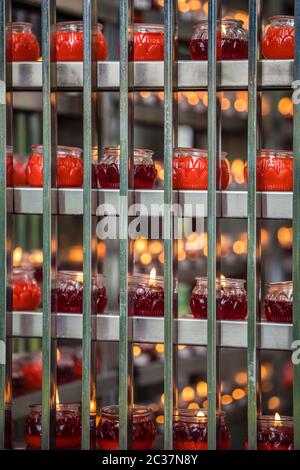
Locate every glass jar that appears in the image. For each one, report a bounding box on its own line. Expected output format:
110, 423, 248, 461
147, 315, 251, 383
173, 409, 231, 450
6, 145, 13, 187
95, 147, 157, 189
6, 22, 40, 62
51, 21, 107, 62
244, 150, 293, 192
257, 416, 293, 450
97, 405, 156, 450
26, 145, 83, 188
13, 267, 41, 311
128, 273, 165, 317
190, 277, 247, 320
13, 155, 28, 186
189, 19, 248, 61
262, 16, 294, 60
25, 403, 81, 449
133, 24, 164, 61
51, 270, 108, 314
264, 281, 292, 323
173, 148, 230, 190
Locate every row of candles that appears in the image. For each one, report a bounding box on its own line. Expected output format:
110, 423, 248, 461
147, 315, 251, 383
4, 402, 294, 450
5, 146, 295, 192
5, 16, 297, 62
13, 267, 293, 323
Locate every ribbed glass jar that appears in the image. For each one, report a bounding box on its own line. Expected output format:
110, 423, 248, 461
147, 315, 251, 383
173, 409, 231, 450
97, 405, 156, 450
262, 16, 294, 59
190, 277, 247, 320
189, 19, 248, 60
264, 281, 292, 323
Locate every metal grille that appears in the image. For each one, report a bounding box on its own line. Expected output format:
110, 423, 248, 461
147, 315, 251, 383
0, 0, 300, 451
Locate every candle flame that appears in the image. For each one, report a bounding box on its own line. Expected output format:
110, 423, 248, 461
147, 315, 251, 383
275, 412, 281, 422
56, 389, 60, 405
56, 348, 61, 362
13, 247, 23, 266
149, 268, 156, 286
90, 400, 96, 414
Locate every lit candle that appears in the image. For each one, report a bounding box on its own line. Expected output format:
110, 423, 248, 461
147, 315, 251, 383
173, 408, 231, 450
24, 401, 81, 450
255, 413, 293, 450
128, 270, 164, 317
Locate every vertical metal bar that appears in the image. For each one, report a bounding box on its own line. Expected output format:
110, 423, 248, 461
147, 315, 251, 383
41, 0, 57, 450
247, 0, 259, 451
119, 0, 134, 450
0, 0, 8, 450
293, 0, 300, 451
163, 0, 176, 450
207, 0, 217, 450
82, 0, 97, 450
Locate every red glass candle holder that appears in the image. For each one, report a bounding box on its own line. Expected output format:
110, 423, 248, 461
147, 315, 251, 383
190, 277, 247, 321
26, 145, 83, 188
173, 409, 231, 450
264, 281, 292, 323
13, 156, 28, 186
95, 147, 157, 189
133, 24, 164, 61
51, 21, 108, 62
262, 16, 294, 60
256, 415, 293, 450
25, 403, 81, 449
51, 270, 107, 314
189, 19, 248, 61
13, 267, 41, 311
97, 405, 156, 450
128, 273, 164, 317
6, 22, 40, 62
244, 150, 293, 191
173, 148, 229, 190
6, 146, 13, 187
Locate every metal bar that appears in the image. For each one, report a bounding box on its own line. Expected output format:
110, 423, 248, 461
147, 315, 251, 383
247, 0, 260, 451
119, 0, 134, 450
82, 0, 97, 450
293, 0, 300, 451
0, 0, 8, 450
163, 0, 176, 450
207, 0, 217, 450
41, 0, 57, 450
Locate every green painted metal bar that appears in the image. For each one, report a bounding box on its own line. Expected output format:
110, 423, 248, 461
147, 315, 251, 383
163, 0, 176, 450
0, 0, 8, 450
82, 0, 97, 450
247, 0, 259, 451
207, 0, 217, 450
119, 0, 134, 450
41, 0, 57, 450
293, 0, 300, 451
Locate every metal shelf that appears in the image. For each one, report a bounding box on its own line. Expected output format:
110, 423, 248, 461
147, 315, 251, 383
10, 312, 292, 351
11, 60, 294, 91
10, 188, 294, 218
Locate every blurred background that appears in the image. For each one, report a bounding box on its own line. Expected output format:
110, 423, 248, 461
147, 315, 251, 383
10, 0, 294, 449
